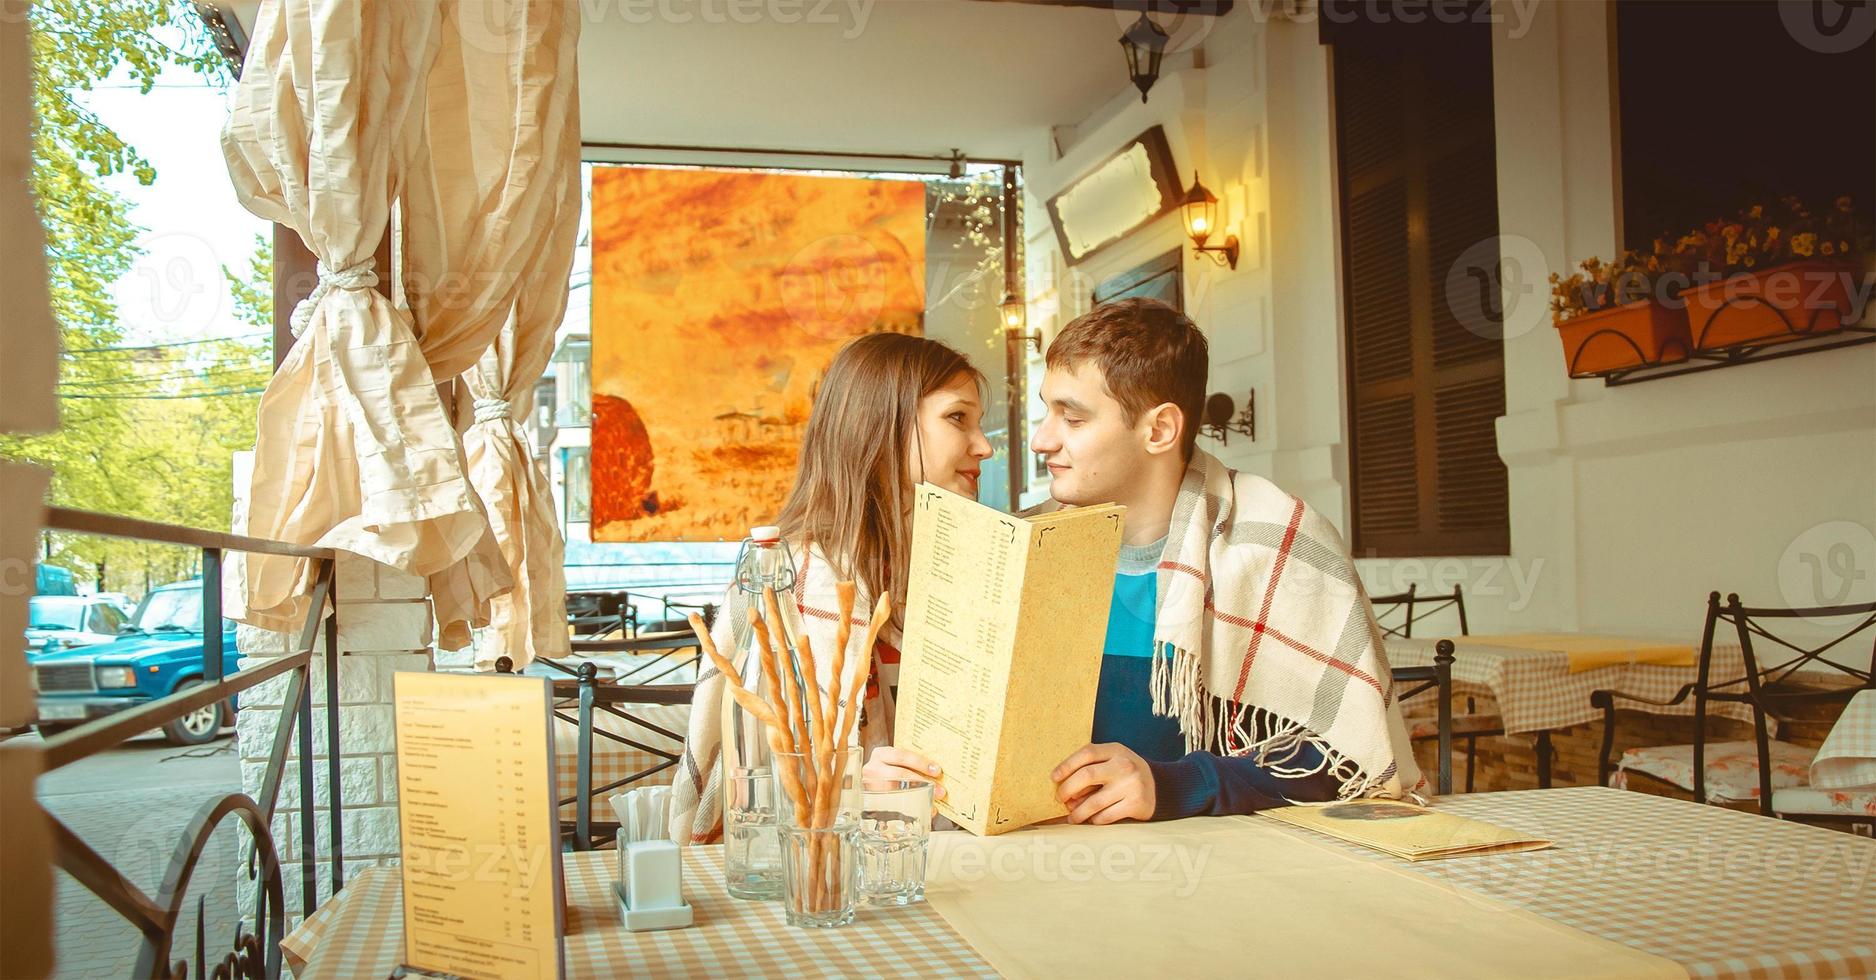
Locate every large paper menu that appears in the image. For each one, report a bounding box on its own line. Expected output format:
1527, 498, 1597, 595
894, 484, 1124, 836
393, 671, 565, 979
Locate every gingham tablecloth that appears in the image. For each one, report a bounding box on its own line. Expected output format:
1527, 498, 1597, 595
285, 789, 1874, 979
1389, 635, 1758, 735
1812, 690, 1876, 789
281, 846, 999, 978
1268, 786, 1876, 980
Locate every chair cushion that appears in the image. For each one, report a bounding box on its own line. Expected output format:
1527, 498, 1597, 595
1615, 740, 1816, 801
1408, 713, 1504, 740
1771, 786, 1876, 818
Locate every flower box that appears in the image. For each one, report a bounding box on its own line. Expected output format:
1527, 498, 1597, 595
1556, 299, 1692, 377
1685, 259, 1858, 352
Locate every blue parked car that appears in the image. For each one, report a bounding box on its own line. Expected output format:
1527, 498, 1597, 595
30, 580, 241, 745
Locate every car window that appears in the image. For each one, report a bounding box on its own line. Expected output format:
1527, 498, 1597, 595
28, 598, 83, 631
92, 605, 126, 634
136, 589, 204, 632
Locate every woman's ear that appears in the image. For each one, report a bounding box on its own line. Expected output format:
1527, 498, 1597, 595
1141, 402, 1183, 457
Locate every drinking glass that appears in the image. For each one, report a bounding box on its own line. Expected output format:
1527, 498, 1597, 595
856, 778, 933, 907
778, 824, 857, 928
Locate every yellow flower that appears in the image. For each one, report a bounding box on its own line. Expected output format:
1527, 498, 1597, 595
1791, 232, 1816, 257
1743, 256, 1756, 267
1821, 241, 1836, 256
1837, 196, 1854, 212
1748, 205, 1764, 219
1840, 241, 1852, 253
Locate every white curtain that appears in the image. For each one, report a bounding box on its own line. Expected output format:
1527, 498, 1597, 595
402, 0, 581, 664
222, 0, 582, 647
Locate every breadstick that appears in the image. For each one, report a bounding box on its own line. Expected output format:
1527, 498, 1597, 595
761, 588, 810, 762
688, 612, 738, 683
745, 609, 797, 755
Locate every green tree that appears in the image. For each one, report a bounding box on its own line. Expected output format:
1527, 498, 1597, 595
0, 0, 262, 597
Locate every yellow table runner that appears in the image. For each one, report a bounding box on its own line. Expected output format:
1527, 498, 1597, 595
1472, 633, 1697, 673
924, 817, 1685, 980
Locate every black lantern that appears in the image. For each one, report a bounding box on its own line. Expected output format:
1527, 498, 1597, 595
1120, 13, 1169, 104
1001, 291, 1041, 353
1181, 172, 1239, 269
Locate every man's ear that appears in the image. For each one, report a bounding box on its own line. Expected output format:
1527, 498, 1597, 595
1140, 402, 1183, 457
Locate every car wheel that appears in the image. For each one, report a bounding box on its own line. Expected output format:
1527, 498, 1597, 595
162, 681, 226, 746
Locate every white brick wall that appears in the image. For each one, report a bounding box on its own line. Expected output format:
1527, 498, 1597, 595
234, 548, 435, 924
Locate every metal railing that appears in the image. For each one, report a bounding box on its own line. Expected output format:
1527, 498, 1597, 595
35, 508, 345, 978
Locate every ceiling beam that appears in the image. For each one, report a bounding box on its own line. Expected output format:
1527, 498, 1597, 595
967, 0, 1233, 15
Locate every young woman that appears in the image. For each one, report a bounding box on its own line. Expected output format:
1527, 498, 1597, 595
669, 332, 991, 843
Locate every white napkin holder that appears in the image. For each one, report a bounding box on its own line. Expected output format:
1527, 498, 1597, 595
615, 840, 693, 931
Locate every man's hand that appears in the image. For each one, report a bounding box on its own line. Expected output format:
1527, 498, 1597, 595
864, 745, 946, 802
1051, 743, 1156, 824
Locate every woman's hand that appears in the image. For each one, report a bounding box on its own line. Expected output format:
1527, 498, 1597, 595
864, 745, 946, 802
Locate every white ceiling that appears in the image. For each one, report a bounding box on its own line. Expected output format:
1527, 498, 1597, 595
220, 1, 1154, 167
576, 0, 1138, 163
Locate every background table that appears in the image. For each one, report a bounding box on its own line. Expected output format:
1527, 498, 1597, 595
1389, 635, 1759, 785
283, 788, 1874, 979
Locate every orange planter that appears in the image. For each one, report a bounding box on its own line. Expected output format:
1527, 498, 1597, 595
1556, 299, 1692, 377
1684, 259, 1857, 352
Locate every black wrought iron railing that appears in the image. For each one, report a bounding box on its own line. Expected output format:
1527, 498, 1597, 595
35, 508, 345, 979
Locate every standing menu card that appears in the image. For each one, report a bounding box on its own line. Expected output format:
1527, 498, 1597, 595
894, 484, 1125, 836
394, 671, 565, 979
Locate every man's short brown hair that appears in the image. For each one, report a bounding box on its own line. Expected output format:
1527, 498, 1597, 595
1046, 298, 1209, 460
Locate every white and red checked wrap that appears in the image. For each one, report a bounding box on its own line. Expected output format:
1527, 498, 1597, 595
1151, 450, 1425, 800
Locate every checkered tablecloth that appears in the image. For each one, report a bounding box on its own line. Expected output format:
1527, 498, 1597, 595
282, 846, 999, 978
1810, 690, 1876, 790
1389, 635, 1759, 735
285, 788, 1874, 979
1268, 786, 1876, 980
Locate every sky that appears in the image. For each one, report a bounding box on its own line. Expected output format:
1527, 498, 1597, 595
83, 48, 267, 346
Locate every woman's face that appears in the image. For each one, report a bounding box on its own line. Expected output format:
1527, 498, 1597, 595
909, 372, 993, 499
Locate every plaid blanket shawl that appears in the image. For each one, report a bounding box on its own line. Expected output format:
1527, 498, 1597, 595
1151, 450, 1424, 800
666, 545, 899, 844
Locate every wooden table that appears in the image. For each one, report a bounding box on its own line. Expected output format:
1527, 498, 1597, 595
283, 787, 1875, 978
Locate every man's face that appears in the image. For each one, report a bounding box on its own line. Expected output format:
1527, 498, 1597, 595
1031, 362, 1150, 507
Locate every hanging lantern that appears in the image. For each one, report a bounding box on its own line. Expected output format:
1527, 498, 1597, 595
1119, 13, 1169, 104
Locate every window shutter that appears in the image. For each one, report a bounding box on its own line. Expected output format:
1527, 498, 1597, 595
1334, 25, 1509, 558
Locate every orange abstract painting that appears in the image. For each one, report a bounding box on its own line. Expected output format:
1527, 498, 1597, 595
589, 167, 927, 541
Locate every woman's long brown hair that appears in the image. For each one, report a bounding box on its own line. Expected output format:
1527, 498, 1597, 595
776, 332, 983, 620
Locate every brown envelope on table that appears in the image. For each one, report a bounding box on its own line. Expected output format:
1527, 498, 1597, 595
1261, 799, 1554, 861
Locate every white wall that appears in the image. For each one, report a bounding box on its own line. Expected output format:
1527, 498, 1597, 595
1022, 0, 1876, 640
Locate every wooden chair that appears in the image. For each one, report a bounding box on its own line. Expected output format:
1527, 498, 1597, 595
1390, 639, 1456, 795
1593, 592, 1875, 818
1374, 585, 1498, 792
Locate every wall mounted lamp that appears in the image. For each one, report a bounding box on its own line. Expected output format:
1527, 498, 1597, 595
1201, 390, 1254, 445
1182, 172, 1240, 269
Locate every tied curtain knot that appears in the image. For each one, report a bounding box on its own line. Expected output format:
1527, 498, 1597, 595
288, 260, 380, 338
472, 397, 514, 425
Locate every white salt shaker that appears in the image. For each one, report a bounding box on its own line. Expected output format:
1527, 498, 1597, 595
617, 839, 693, 931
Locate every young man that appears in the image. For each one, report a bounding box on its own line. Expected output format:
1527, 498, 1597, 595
868, 298, 1423, 822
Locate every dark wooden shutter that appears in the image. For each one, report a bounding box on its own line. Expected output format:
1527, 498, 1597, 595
1333, 21, 1510, 557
